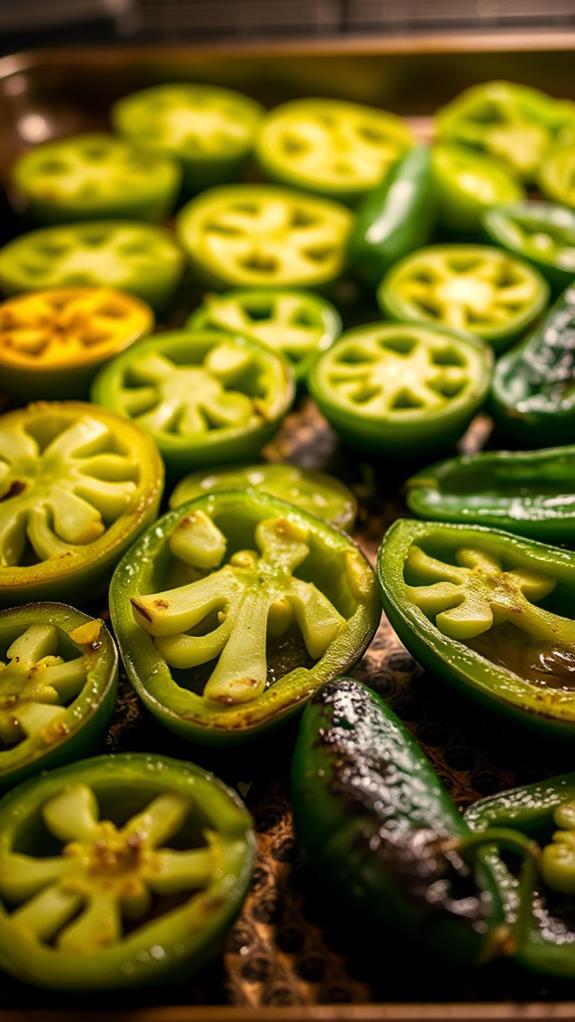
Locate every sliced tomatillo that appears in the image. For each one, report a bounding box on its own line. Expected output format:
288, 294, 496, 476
0, 753, 255, 989
112, 83, 263, 193
176, 184, 352, 289
255, 98, 413, 204
539, 145, 575, 210
431, 143, 524, 235
169, 462, 357, 532
0, 401, 163, 605
0, 222, 184, 312
11, 133, 181, 224
484, 202, 575, 291
109, 490, 379, 744
308, 322, 492, 456
436, 81, 575, 181
379, 519, 575, 737
91, 330, 294, 476
0, 603, 117, 789
0, 287, 154, 400
186, 288, 341, 382
378, 244, 549, 351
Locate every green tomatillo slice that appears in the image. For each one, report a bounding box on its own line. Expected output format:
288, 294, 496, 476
109, 490, 380, 744
0, 401, 163, 605
112, 83, 263, 193
176, 184, 352, 289
539, 145, 575, 209
0, 604, 117, 789
255, 98, 413, 204
11, 133, 181, 224
169, 462, 357, 532
378, 244, 549, 351
431, 143, 524, 235
186, 288, 341, 382
308, 322, 492, 456
0, 753, 255, 989
0, 221, 184, 312
91, 330, 294, 476
379, 519, 575, 737
484, 202, 575, 291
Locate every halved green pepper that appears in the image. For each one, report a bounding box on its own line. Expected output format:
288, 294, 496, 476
0, 222, 184, 313
346, 144, 435, 286
483, 202, 575, 291
169, 462, 357, 532
378, 244, 549, 351
539, 144, 575, 209
109, 490, 380, 745
292, 677, 510, 966
0, 752, 255, 989
186, 288, 341, 382
491, 284, 575, 446
0, 401, 163, 606
308, 321, 492, 456
378, 519, 575, 738
431, 143, 524, 235
406, 445, 575, 542
91, 330, 294, 477
0, 603, 117, 790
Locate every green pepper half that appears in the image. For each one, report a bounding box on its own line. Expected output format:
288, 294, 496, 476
436, 81, 575, 181
378, 244, 549, 351
0, 222, 184, 312
109, 490, 380, 745
491, 284, 575, 446
112, 83, 263, 194
483, 202, 575, 291
308, 321, 492, 456
292, 676, 504, 966
186, 288, 341, 382
11, 134, 181, 224
169, 462, 357, 532
407, 445, 575, 542
431, 143, 524, 235
91, 330, 294, 477
0, 753, 255, 989
0, 401, 163, 605
176, 185, 352, 290
0, 603, 117, 790
539, 144, 575, 209
255, 98, 413, 204
379, 518, 575, 737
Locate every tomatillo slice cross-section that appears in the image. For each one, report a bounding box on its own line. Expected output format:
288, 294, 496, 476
11, 133, 181, 224
0, 603, 117, 790
0, 221, 184, 312
308, 322, 492, 456
431, 143, 524, 235
186, 288, 341, 382
483, 202, 575, 291
112, 83, 263, 193
169, 462, 357, 532
379, 519, 575, 738
176, 184, 352, 289
255, 98, 413, 204
91, 330, 294, 476
0, 401, 163, 606
109, 490, 380, 744
0, 287, 154, 400
0, 753, 255, 990
378, 244, 549, 351
539, 145, 575, 209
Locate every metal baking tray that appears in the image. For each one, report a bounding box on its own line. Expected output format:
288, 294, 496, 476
1, 34, 575, 1022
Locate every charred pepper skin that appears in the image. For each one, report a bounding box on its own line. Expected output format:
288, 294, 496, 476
491, 284, 575, 447
291, 677, 503, 966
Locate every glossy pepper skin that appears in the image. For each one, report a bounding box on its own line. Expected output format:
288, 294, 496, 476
0, 753, 255, 990
491, 284, 575, 446
291, 677, 503, 966
406, 445, 575, 542
378, 519, 575, 738
465, 773, 575, 978
345, 145, 435, 286
0, 603, 117, 791
483, 202, 575, 292
110, 489, 380, 745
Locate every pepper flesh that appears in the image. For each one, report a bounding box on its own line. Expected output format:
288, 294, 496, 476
483, 202, 575, 290
539, 145, 575, 209
431, 143, 524, 234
